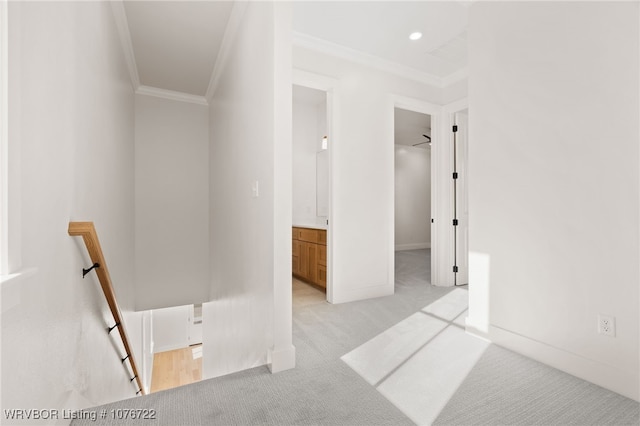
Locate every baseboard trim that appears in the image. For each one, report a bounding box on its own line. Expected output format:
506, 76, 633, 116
466, 323, 639, 401
333, 283, 393, 304
153, 342, 190, 354
268, 344, 296, 373
395, 243, 431, 251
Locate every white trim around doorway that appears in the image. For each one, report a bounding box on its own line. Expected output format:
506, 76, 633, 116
389, 95, 443, 288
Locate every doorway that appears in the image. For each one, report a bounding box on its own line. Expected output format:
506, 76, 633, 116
291, 84, 329, 303
393, 107, 433, 286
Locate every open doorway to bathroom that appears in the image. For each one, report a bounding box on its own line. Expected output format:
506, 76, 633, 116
291, 84, 329, 306
394, 107, 433, 288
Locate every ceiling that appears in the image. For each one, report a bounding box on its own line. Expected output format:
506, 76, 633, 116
394, 108, 432, 149
123, 1, 234, 96
121, 1, 469, 97
293, 1, 469, 78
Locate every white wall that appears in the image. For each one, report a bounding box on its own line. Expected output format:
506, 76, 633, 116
292, 96, 326, 227
2, 1, 140, 414
293, 46, 443, 303
467, 2, 639, 400
125, 310, 153, 395
134, 94, 209, 311
443, 78, 467, 105
151, 305, 191, 353
204, 1, 294, 379
394, 145, 431, 251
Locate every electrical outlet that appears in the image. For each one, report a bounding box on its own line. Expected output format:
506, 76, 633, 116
598, 314, 616, 337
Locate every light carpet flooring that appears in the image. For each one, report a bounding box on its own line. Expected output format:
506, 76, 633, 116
74, 249, 639, 425
342, 287, 487, 425
435, 344, 639, 425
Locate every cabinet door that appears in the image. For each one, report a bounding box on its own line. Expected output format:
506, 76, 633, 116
317, 244, 326, 287
292, 238, 301, 277
318, 244, 326, 267
307, 242, 318, 283
317, 264, 327, 288
299, 241, 310, 280
292, 254, 300, 276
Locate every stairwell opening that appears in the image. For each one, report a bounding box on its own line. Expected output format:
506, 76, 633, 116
148, 303, 203, 393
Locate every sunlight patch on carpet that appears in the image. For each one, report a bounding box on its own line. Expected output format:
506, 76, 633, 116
341, 288, 489, 425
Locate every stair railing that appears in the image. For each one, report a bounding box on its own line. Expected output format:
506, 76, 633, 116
68, 221, 145, 396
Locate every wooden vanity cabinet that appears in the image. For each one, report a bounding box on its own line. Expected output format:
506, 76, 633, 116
317, 244, 327, 287
293, 227, 326, 289
292, 239, 301, 276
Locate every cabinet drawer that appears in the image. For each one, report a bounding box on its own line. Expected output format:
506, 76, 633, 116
292, 227, 303, 240
317, 230, 326, 245
306, 242, 317, 282
299, 228, 319, 243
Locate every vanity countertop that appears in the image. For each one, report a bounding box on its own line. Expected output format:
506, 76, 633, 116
292, 223, 328, 230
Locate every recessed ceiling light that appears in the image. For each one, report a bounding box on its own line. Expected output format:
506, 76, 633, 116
409, 32, 423, 41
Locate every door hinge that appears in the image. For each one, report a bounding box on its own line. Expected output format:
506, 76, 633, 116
453, 219, 458, 226
453, 265, 459, 273
453, 172, 458, 179
452, 125, 458, 133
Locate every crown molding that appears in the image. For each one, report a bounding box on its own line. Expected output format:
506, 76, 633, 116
292, 69, 339, 92
293, 31, 446, 89
205, 0, 249, 102
442, 67, 468, 88
136, 85, 208, 106
110, 0, 140, 90
111, 1, 207, 105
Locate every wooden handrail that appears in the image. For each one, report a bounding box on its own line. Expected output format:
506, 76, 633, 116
68, 221, 145, 396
